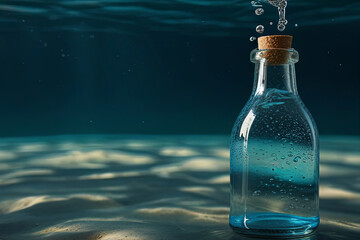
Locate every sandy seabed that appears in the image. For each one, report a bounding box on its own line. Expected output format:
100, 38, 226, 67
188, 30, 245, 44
0, 135, 359, 240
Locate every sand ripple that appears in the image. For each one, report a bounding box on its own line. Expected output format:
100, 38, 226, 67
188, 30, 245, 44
0, 134, 358, 240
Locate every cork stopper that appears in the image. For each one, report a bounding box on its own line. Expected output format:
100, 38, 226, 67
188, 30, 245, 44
258, 35, 293, 65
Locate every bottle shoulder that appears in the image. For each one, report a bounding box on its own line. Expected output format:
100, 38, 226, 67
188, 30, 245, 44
235, 89, 316, 121
231, 89, 318, 144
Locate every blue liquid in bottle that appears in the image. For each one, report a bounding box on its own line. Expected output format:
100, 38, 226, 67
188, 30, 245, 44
230, 37, 319, 237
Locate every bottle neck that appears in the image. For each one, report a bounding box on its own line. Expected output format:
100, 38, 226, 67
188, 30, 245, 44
252, 61, 298, 96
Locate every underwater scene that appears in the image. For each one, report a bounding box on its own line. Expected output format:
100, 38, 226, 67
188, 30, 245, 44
0, 1, 359, 239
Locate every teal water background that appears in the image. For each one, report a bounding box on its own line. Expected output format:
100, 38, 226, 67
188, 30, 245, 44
0, 2, 359, 240
0, 0, 359, 136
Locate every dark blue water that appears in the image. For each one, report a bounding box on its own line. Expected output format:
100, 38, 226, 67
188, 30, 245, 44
0, 0, 359, 136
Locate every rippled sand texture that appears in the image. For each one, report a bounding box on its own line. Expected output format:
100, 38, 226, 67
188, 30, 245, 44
0, 1, 359, 35
0, 135, 359, 240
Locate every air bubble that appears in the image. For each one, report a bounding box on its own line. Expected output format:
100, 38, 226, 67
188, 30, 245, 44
250, 36, 257, 42
295, 23, 298, 27
255, 8, 264, 16
256, 25, 264, 33
278, 23, 285, 31
252, 190, 261, 196
251, 1, 263, 7
270, 22, 273, 25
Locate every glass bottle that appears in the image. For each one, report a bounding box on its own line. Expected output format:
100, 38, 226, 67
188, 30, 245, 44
229, 36, 319, 237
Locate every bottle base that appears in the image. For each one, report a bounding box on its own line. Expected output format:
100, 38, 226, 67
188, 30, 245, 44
230, 213, 319, 238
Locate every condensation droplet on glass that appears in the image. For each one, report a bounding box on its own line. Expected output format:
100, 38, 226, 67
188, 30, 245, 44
293, 156, 301, 162
295, 23, 298, 27
270, 22, 273, 25
250, 36, 257, 42
256, 25, 265, 33
255, 8, 264, 16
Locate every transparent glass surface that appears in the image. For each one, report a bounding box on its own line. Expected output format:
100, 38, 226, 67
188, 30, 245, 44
229, 48, 319, 237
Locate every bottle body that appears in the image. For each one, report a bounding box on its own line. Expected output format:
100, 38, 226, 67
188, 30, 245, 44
229, 49, 319, 237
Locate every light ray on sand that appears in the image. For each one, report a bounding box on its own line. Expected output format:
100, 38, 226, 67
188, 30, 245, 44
320, 186, 360, 199
30, 150, 155, 169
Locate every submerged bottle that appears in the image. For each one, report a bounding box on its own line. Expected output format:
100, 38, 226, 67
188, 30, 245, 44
230, 35, 319, 237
